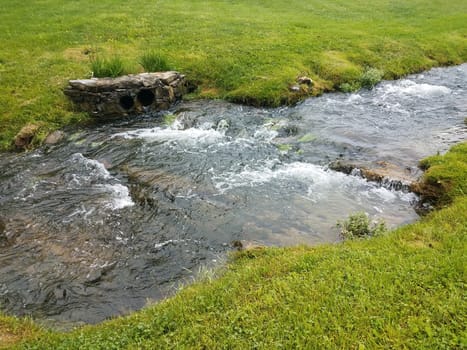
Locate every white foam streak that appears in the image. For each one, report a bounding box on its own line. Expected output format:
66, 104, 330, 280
68, 154, 134, 210
214, 162, 348, 192
380, 80, 451, 97
70, 153, 111, 180
112, 126, 225, 145
100, 184, 135, 210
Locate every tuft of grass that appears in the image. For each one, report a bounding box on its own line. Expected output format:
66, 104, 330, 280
339, 81, 361, 93
90, 56, 127, 78
360, 67, 384, 89
139, 51, 171, 72
0, 313, 43, 348
339, 67, 384, 92
337, 211, 387, 239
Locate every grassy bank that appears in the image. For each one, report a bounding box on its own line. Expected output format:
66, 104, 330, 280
1, 0, 467, 149
0, 142, 463, 349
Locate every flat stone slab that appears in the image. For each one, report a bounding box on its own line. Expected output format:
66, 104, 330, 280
64, 72, 187, 119
330, 160, 422, 191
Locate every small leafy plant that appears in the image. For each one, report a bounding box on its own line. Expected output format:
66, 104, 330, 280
90, 56, 126, 78
337, 212, 386, 239
139, 50, 171, 72
339, 81, 361, 93
360, 67, 384, 89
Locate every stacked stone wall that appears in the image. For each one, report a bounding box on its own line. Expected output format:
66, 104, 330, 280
64, 72, 187, 118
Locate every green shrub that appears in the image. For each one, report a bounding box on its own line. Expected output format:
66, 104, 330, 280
339, 81, 361, 93
139, 51, 171, 72
90, 56, 126, 78
337, 212, 386, 239
360, 67, 384, 89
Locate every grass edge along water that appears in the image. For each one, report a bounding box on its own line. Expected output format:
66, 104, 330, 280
0, 141, 464, 349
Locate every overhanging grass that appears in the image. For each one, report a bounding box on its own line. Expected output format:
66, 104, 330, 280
1, 0, 467, 149
415, 143, 467, 206
5, 142, 465, 349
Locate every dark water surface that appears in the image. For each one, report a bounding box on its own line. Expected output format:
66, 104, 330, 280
0, 64, 465, 326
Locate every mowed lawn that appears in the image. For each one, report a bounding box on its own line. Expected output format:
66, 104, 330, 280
0, 0, 466, 149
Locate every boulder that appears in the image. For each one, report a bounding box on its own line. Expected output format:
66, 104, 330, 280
44, 130, 66, 145
14, 123, 41, 150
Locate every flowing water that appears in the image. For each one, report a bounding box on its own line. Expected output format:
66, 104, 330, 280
0, 64, 466, 326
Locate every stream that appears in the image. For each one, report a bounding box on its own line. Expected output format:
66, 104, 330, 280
0, 64, 466, 326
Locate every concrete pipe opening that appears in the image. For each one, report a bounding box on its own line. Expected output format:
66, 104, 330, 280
137, 89, 155, 106
119, 95, 134, 110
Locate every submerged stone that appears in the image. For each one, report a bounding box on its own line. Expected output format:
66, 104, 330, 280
44, 130, 66, 145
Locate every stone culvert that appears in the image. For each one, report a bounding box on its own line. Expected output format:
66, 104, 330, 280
64, 71, 187, 119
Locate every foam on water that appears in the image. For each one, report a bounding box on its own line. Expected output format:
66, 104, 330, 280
379, 80, 451, 98
68, 154, 134, 210
100, 184, 134, 210
213, 161, 356, 191
212, 161, 416, 204
254, 129, 279, 142
70, 153, 112, 180
112, 126, 225, 146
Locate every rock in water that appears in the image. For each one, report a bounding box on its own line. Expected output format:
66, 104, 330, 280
44, 130, 66, 145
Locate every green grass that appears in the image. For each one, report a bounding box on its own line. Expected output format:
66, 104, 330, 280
139, 51, 171, 72
1, 0, 467, 149
415, 143, 467, 206
0, 314, 41, 349
1, 142, 464, 349
90, 56, 127, 78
